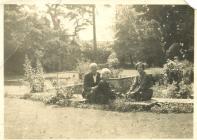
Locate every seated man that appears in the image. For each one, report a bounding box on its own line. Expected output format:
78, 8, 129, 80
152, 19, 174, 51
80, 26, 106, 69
82, 63, 100, 99
88, 68, 116, 104
126, 62, 153, 101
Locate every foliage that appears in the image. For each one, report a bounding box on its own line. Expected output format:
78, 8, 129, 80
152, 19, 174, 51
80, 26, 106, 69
165, 82, 179, 98
163, 59, 183, 84
150, 101, 193, 113
181, 60, 194, 84
51, 79, 74, 98
107, 52, 119, 68
177, 81, 193, 99
4, 5, 93, 75
32, 59, 45, 92
163, 59, 193, 84
44, 94, 70, 106
134, 5, 194, 56
114, 6, 165, 67
152, 81, 193, 99
23, 55, 44, 93
4, 5, 28, 75
43, 79, 75, 106
23, 55, 33, 82
81, 44, 111, 64
152, 59, 193, 99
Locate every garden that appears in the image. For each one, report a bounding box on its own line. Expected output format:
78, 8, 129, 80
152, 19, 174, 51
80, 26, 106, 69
4, 5, 194, 114
4, 4, 194, 138
16, 54, 193, 113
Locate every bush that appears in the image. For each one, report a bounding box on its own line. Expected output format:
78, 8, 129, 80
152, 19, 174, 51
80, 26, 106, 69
163, 59, 183, 84
51, 79, 74, 99
165, 82, 179, 98
107, 52, 120, 68
151, 73, 165, 85
23, 55, 44, 93
181, 60, 193, 84
150, 102, 193, 113
44, 94, 70, 106
154, 59, 194, 99
177, 81, 193, 99
163, 59, 193, 84
42, 78, 75, 106
152, 84, 167, 98
152, 81, 193, 99
82, 47, 111, 64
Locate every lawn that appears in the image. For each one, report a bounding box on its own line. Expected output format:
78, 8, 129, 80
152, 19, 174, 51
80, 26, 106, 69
5, 98, 193, 139
5, 67, 163, 82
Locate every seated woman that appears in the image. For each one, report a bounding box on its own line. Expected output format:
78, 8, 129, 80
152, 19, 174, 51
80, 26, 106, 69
126, 62, 153, 101
87, 68, 115, 104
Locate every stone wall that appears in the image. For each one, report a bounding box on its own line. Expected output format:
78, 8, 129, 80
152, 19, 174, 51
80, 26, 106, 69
45, 76, 136, 94
108, 77, 134, 93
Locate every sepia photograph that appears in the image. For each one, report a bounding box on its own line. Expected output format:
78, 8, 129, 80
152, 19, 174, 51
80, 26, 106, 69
3, 2, 194, 139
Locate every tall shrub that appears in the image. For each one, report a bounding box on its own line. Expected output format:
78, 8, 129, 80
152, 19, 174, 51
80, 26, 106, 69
23, 55, 45, 93
23, 55, 33, 82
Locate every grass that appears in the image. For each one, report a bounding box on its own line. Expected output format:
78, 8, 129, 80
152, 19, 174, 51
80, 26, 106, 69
5, 68, 163, 81
120, 67, 163, 76
5, 98, 193, 138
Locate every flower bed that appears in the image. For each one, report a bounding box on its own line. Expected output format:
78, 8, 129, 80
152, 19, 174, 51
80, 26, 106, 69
22, 92, 193, 113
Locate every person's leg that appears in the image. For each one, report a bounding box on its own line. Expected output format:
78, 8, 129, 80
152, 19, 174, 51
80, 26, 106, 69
127, 91, 140, 101
141, 89, 153, 101
82, 90, 87, 99
86, 91, 94, 103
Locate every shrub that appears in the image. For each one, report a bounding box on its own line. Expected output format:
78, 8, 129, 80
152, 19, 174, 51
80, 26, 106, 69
150, 102, 193, 113
107, 52, 120, 68
44, 93, 70, 106
44, 78, 74, 106
163, 59, 193, 84
177, 81, 193, 99
152, 81, 193, 99
23, 55, 44, 93
165, 82, 179, 98
163, 59, 183, 84
23, 55, 33, 82
82, 47, 111, 64
156, 59, 194, 99
181, 60, 193, 84
51, 79, 74, 99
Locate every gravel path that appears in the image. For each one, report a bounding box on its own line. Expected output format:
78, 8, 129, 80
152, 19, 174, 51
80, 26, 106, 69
5, 98, 193, 139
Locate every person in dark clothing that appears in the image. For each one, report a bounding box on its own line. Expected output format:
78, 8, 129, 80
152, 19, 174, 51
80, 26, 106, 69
88, 68, 115, 104
126, 62, 153, 101
82, 63, 101, 99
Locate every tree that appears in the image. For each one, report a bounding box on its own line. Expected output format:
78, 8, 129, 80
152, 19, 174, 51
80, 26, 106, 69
4, 5, 30, 75
4, 5, 93, 75
134, 5, 194, 55
114, 5, 165, 67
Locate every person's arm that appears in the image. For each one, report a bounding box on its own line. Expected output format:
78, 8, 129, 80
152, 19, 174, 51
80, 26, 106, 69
130, 76, 145, 93
83, 74, 91, 91
129, 77, 138, 91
